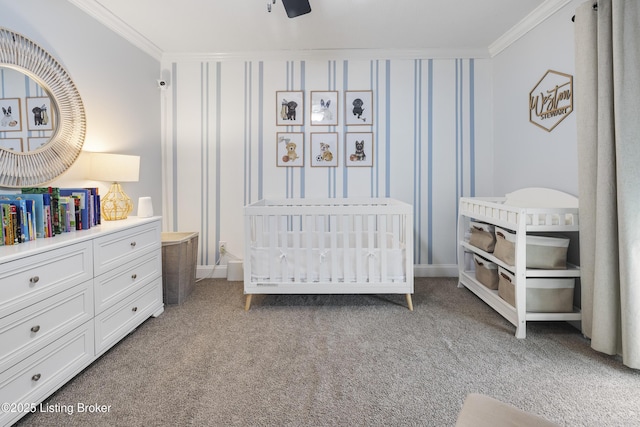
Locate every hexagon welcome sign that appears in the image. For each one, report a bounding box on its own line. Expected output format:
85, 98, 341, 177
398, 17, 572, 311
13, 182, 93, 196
529, 70, 573, 132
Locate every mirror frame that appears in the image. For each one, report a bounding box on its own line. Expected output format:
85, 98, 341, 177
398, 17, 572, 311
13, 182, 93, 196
0, 27, 86, 188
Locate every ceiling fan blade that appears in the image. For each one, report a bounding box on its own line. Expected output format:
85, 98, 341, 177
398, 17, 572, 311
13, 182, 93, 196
281, 0, 311, 18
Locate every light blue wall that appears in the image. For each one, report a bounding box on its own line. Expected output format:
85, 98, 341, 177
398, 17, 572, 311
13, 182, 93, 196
161, 56, 494, 273
0, 0, 162, 212
492, 0, 581, 196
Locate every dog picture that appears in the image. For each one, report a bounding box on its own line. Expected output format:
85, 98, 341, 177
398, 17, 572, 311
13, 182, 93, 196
345, 91, 373, 126
276, 91, 304, 126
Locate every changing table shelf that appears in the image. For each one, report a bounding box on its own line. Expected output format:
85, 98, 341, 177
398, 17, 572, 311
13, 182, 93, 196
457, 189, 582, 338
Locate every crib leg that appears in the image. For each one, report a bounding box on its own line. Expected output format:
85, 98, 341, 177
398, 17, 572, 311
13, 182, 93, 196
244, 294, 252, 311
406, 294, 414, 311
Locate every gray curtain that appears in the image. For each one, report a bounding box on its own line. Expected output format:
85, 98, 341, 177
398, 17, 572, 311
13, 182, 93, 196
575, 0, 640, 369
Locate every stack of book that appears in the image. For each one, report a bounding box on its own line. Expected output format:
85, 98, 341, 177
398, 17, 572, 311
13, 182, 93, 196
0, 187, 100, 246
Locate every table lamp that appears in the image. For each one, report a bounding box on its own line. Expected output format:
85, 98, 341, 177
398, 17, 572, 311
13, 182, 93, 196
88, 152, 140, 221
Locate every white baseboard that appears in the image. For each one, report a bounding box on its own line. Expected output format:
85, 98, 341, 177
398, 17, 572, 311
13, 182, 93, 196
413, 264, 459, 278
196, 262, 458, 281
197, 265, 227, 279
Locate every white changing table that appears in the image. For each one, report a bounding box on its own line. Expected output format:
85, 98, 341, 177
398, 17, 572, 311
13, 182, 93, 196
457, 188, 582, 338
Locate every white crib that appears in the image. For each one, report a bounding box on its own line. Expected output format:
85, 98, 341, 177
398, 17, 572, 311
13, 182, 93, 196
243, 198, 414, 310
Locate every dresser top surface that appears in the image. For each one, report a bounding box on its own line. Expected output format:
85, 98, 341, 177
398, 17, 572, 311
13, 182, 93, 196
0, 216, 162, 264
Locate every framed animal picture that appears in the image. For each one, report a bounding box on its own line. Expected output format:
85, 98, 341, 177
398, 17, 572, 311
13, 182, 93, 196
276, 91, 304, 126
310, 91, 338, 126
28, 137, 49, 151
276, 132, 304, 167
345, 132, 373, 167
310, 132, 338, 167
0, 98, 23, 132
345, 90, 373, 126
26, 97, 54, 131
0, 138, 23, 152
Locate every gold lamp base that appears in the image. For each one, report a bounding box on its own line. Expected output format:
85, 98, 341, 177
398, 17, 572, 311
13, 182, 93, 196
101, 182, 133, 221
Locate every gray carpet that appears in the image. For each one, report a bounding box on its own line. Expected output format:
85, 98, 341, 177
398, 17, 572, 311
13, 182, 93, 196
15, 278, 640, 427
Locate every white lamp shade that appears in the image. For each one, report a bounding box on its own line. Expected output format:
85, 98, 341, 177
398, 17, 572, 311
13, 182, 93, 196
88, 152, 140, 182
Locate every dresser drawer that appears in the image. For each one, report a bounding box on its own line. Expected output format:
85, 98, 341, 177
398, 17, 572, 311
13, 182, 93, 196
93, 222, 161, 276
94, 279, 163, 355
0, 322, 94, 427
0, 282, 93, 373
0, 241, 93, 318
94, 251, 162, 314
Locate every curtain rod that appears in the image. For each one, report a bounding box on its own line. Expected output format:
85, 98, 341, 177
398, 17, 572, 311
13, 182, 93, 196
571, 2, 597, 22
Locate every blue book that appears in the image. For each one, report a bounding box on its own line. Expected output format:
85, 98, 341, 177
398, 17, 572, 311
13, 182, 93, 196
0, 202, 18, 244
0, 198, 28, 242
0, 194, 44, 240
86, 188, 100, 225
41, 193, 52, 237
19, 193, 46, 238
24, 199, 35, 241
22, 187, 61, 235
60, 189, 91, 230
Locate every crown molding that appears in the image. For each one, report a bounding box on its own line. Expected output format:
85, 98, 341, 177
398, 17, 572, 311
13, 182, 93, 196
70, 0, 571, 63
161, 47, 491, 64
488, 0, 572, 57
68, 0, 163, 61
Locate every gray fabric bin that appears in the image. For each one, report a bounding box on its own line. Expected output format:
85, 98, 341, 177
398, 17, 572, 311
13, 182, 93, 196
474, 254, 499, 290
494, 228, 570, 269
497, 267, 574, 313
469, 221, 496, 253
161, 232, 198, 304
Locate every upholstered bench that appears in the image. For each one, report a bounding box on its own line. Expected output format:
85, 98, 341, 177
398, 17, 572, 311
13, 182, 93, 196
456, 393, 560, 427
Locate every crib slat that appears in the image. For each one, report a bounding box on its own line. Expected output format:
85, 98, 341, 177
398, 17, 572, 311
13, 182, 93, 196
269, 215, 278, 283
293, 216, 301, 282
393, 214, 405, 281
305, 215, 313, 283
318, 217, 327, 282
355, 215, 364, 283
279, 215, 289, 282
330, 215, 339, 282
342, 215, 351, 282
255, 216, 263, 247
379, 215, 388, 282
392, 215, 400, 249
315, 214, 326, 282
367, 215, 376, 283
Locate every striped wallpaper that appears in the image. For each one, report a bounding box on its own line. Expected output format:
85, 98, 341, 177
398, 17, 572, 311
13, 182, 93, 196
161, 56, 491, 274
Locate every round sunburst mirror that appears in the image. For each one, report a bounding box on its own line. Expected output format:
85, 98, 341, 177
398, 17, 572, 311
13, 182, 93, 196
0, 27, 86, 187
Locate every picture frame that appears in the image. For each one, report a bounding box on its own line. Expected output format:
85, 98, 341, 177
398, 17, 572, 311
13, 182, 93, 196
345, 90, 373, 126
345, 132, 374, 167
26, 96, 54, 131
310, 90, 338, 126
310, 132, 339, 167
276, 91, 304, 126
0, 138, 23, 152
0, 98, 23, 132
277, 132, 304, 167
28, 137, 49, 151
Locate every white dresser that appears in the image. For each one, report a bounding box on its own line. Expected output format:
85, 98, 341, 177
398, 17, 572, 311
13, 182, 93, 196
0, 217, 164, 427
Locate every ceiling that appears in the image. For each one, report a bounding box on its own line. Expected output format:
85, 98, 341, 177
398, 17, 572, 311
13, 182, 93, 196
69, 0, 569, 60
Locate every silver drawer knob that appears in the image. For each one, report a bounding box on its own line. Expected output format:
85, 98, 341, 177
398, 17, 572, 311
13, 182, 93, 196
30, 325, 41, 333
32, 373, 41, 381
132, 306, 138, 312
131, 273, 137, 280
29, 276, 40, 284
130, 241, 137, 248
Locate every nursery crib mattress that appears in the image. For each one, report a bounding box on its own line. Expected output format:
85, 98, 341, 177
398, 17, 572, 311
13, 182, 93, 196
249, 231, 406, 282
